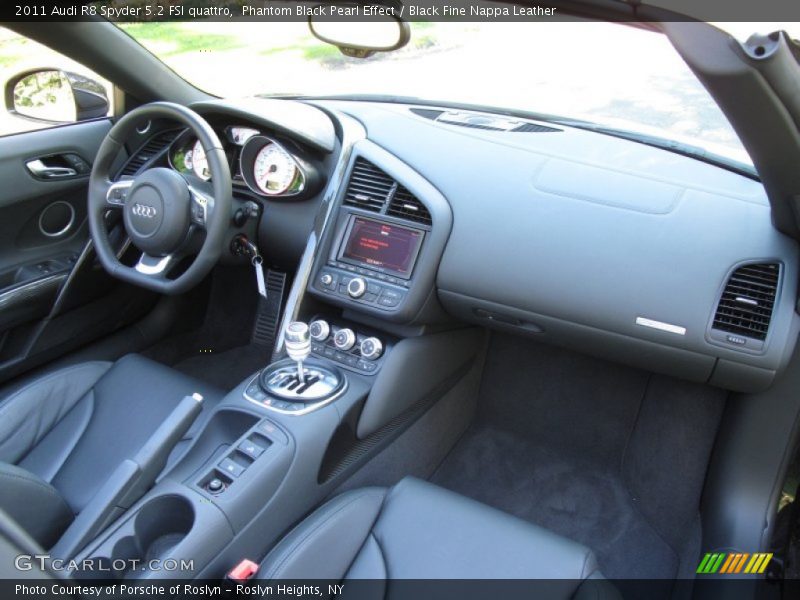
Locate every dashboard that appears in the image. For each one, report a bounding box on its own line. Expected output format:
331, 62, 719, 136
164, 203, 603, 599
128, 97, 799, 394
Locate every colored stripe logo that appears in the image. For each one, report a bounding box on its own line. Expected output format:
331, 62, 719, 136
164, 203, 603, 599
696, 552, 773, 574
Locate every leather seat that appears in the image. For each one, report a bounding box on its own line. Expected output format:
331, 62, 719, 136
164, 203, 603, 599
0, 354, 222, 548
259, 477, 618, 597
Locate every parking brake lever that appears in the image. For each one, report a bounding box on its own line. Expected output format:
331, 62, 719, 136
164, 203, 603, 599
52, 393, 204, 560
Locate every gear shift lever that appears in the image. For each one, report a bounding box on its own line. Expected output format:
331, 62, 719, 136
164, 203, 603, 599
284, 321, 311, 384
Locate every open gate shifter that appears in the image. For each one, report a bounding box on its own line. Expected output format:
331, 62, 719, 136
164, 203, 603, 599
284, 321, 311, 384
246, 321, 345, 411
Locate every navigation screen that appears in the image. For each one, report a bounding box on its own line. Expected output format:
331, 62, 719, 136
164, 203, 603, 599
339, 217, 424, 279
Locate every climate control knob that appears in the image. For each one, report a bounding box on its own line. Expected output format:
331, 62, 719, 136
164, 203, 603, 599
333, 328, 356, 351
309, 320, 331, 342
347, 277, 367, 298
360, 337, 383, 360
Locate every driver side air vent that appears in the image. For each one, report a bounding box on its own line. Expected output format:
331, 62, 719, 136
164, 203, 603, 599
712, 262, 780, 341
119, 129, 180, 177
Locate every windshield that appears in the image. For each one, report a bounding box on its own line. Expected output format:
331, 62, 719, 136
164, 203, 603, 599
120, 20, 751, 165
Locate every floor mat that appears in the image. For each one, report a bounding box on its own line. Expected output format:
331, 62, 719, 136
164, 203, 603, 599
173, 344, 269, 390
431, 333, 726, 581
433, 424, 676, 579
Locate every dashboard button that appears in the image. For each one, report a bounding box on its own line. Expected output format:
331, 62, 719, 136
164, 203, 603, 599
367, 282, 382, 295
344, 354, 359, 367
323, 346, 336, 358
318, 271, 338, 291
347, 277, 367, 298
381, 289, 403, 301
364, 293, 378, 303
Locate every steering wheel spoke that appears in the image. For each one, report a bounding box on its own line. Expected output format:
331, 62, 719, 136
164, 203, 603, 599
134, 252, 177, 277
188, 185, 213, 229
105, 179, 133, 208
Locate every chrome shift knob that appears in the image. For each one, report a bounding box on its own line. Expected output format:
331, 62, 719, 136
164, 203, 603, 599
285, 321, 311, 384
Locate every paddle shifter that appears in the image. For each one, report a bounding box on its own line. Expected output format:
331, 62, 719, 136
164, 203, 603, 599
284, 321, 311, 384
249, 321, 345, 411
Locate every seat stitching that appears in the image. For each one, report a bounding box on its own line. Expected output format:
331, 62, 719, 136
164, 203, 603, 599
264, 491, 380, 581
0, 362, 109, 417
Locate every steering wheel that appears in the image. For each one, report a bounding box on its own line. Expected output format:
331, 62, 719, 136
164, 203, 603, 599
88, 102, 232, 295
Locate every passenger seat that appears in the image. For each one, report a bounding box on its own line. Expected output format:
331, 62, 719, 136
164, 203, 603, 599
259, 477, 618, 597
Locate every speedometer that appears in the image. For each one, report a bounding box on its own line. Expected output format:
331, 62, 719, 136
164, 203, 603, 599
253, 142, 299, 195
191, 139, 210, 181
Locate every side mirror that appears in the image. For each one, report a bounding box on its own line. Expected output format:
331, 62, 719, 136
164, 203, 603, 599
308, 4, 410, 58
5, 69, 109, 123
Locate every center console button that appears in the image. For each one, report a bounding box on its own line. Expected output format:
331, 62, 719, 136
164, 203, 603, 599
219, 458, 245, 478
309, 320, 331, 341
367, 282, 382, 295
357, 359, 378, 373
347, 277, 367, 298
360, 337, 384, 360
207, 478, 225, 494
246, 383, 267, 402
333, 328, 356, 350
238, 440, 265, 459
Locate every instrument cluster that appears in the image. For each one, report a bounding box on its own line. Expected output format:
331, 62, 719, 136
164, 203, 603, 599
169, 125, 322, 199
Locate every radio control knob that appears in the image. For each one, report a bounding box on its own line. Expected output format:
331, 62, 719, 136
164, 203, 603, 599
347, 277, 367, 298
360, 337, 383, 360
333, 328, 356, 351
309, 320, 331, 342
320, 273, 333, 286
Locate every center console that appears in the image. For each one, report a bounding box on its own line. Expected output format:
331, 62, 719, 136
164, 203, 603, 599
314, 215, 424, 311
68, 125, 471, 584
307, 141, 453, 324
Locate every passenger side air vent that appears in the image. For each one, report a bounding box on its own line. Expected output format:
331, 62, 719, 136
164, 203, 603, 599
343, 157, 395, 213
119, 129, 180, 177
387, 185, 432, 226
712, 263, 780, 342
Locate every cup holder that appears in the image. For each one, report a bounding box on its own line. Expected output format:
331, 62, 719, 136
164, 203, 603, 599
107, 495, 195, 578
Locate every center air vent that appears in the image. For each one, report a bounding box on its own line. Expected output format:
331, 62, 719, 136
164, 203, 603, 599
343, 158, 432, 226
387, 185, 432, 225
712, 262, 780, 343
410, 107, 560, 133
119, 129, 181, 177
343, 157, 395, 212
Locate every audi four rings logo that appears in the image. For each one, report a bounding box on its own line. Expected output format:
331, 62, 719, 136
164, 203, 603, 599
132, 203, 157, 218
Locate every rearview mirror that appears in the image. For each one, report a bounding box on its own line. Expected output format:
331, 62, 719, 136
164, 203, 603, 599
308, 5, 410, 57
6, 69, 109, 123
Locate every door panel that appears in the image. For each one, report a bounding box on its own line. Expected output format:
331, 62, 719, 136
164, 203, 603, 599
0, 118, 155, 383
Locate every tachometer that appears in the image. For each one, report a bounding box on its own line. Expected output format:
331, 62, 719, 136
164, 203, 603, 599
253, 142, 299, 195
191, 139, 210, 180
